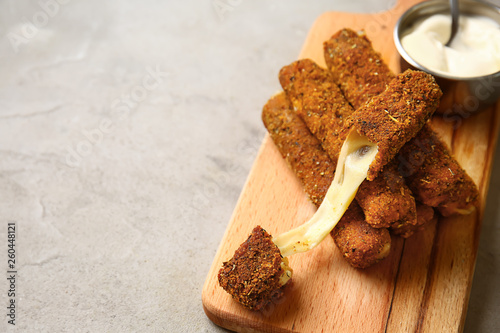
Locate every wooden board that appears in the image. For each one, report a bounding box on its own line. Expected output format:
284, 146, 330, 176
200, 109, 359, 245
202, 0, 500, 331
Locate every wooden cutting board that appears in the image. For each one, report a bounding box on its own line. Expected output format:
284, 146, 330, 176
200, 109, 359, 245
202, 0, 500, 331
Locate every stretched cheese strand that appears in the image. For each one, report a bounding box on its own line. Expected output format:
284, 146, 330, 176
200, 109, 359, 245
273, 129, 378, 257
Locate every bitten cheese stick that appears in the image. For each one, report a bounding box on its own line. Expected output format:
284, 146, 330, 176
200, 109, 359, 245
340, 69, 442, 181
219, 119, 380, 310
218, 226, 292, 311
324, 28, 478, 216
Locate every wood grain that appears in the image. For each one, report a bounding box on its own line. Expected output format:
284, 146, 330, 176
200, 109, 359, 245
202, 0, 500, 331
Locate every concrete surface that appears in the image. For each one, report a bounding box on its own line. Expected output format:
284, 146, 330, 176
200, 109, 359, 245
0, 0, 498, 332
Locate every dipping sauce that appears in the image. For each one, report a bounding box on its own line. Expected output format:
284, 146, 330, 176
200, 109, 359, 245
401, 14, 500, 77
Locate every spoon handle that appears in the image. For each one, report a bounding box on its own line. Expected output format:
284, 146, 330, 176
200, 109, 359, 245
447, 0, 460, 46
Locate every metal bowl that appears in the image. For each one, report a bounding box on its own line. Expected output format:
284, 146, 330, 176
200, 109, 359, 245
394, 0, 500, 116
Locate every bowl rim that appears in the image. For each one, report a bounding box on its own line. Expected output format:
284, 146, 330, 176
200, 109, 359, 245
393, 0, 500, 81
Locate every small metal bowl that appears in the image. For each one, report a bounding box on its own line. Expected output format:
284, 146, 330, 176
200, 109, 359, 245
394, 0, 500, 116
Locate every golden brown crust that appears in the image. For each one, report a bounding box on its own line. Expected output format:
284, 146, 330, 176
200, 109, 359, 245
279, 59, 354, 164
397, 126, 479, 216
331, 201, 391, 269
356, 160, 417, 233
324, 28, 395, 110
391, 203, 435, 237
218, 226, 288, 311
342, 69, 442, 180
262, 92, 334, 206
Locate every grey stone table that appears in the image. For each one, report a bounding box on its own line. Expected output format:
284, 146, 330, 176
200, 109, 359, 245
0, 0, 498, 332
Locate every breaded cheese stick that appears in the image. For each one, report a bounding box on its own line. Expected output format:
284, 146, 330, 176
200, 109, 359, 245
324, 28, 395, 110
324, 28, 478, 216
397, 126, 479, 216
332, 201, 391, 268
356, 160, 417, 232
279, 59, 353, 165
262, 92, 334, 207
324, 28, 436, 230
279, 59, 418, 231
262, 92, 391, 267
340, 69, 442, 180
218, 226, 291, 311
391, 202, 435, 237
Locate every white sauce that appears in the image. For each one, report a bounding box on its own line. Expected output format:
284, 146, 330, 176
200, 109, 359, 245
401, 14, 500, 77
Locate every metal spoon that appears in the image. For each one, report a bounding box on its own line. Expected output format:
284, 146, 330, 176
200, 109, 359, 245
445, 0, 460, 46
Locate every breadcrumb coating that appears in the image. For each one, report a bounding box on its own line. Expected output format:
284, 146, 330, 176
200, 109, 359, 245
342, 69, 442, 181
279, 59, 353, 164
324, 28, 395, 110
331, 201, 391, 269
390, 202, 436, 237
262, 92, 334, 206
356, 160, 417, 235
397, 126, 479, 216
218, 226, 290, 310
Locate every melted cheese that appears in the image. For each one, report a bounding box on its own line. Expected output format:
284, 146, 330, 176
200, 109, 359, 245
278, 258, 293, 286
273, 129, 378, 257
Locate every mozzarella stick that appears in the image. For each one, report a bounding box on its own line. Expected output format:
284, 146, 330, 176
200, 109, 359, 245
356, 159, 417, 234
324, 28, 395, 110
218, 226, 291, 311
324, 28, 478, 216
391, 202, 435, 237
262, 92, 334, 207
279, 59, 353, 165
397, 126, 479, 216
340, 69, 442, 180
332, 201, 391, 268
